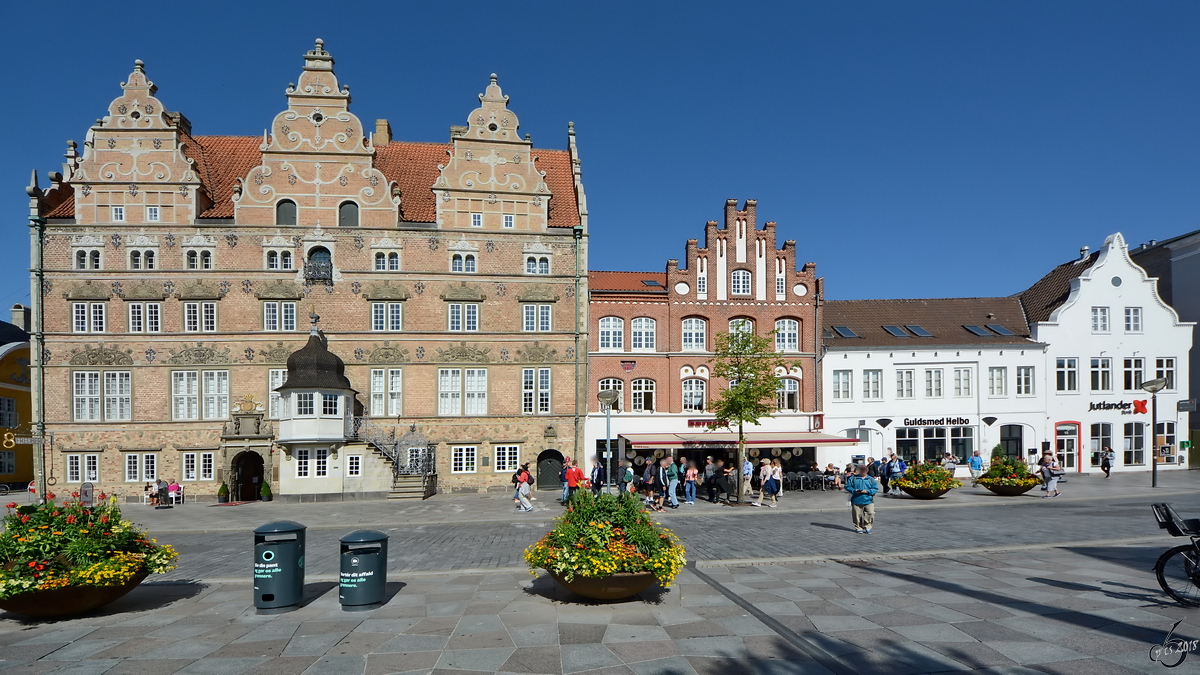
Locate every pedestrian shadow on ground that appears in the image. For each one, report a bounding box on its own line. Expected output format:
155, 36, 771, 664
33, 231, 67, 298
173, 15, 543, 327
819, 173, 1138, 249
0, 580, 207, 624
521, 573, 671, 605
809, 521, 858, 533
301, 581, 338, 607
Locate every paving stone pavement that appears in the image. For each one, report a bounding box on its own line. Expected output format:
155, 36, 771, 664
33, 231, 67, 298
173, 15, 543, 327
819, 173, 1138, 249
4, 545, 1199, 674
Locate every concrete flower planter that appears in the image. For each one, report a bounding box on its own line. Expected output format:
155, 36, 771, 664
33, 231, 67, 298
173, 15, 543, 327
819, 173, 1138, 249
899, 486, 951, 500
0, 572, 148, 618
983, 483, 1038, 497
548, 570, 656, 600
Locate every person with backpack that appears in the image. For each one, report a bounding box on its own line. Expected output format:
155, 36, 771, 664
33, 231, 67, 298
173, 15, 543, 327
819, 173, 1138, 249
559, 458, 572, 503
565, 460, 585, 501
883, 451, 905, 496
867, 457, 880, 478
515, 463, 533, 512
968, 450, 985, 486
641, 459, 656, 504
845, 463, 879, 534
620, 461, 634, 495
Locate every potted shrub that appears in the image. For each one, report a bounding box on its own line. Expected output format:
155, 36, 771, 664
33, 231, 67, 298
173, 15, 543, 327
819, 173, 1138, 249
259, 481, 272, 502
217, 482, 229, 504
0, 493, 179, 618
524, 491, 686, 600
892, 463, 962, 499
977, 452, 1042, 496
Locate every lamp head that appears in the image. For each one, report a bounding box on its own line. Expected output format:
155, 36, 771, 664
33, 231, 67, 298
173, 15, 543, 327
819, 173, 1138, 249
597, 390, 620, 409
1142, 377, 1169, 394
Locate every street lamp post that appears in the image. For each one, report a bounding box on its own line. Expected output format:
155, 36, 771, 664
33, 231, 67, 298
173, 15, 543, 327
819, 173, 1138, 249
598, 390, 620, 495
1142, 377, 1169, 488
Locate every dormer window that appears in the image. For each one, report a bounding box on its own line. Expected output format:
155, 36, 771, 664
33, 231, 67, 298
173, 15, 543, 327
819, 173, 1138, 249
338, 201, 359, 227
276, 200, 297, 226
451, 253, 476, 273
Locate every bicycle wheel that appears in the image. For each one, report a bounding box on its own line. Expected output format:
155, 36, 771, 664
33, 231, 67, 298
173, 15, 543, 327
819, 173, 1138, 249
0, 484, 9, 496
1156, 545, 1200, 607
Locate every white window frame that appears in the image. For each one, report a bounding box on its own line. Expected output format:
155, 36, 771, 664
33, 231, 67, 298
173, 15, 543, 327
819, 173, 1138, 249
470, 213, 482, 228
522, 368, 551, 415
697, 274, 707, 294
682, 318, 706, 351
451, 446, 477, 473
296, 392, 315, 416
346, 454, 362, 477
862, 370, 883, 400
321, 394, 340, 417
1090, 358, 1112, 392
448, 303, 479, 332
146, 206, 160, 222
1157, 357, 1177, 391
111, 206, 125, 222
369, 368, 403, 417
66, 454, 81, 483
1091, 307, 1109, 333
200, 452, 214, 480
896, 370, 914, 399
73, 371, 101, 421
296, 448, 310, 478
775, 378, 798, 412
503, 214, 515, 229
125, 453, 140, 482
73, 302, 106, 334
438, 368, 487, 416
683, 378, 707, 412
631, 317, 656, 351
731, 270, 751, 295
1056, 358, 1078, 393
598, 378, 623, 412
104, 371, 132, 421
1124, 307, 1143, 333
263, 301, 297, 332
631, 379, 656, 413
988, 367, 1007, 397
371, 302, 403, 332
495, 445, 519, 473
1123, 357, 1145, 392
182, 453, 197, 481
953, 368, 972, 397
315, 448, 328, 477
730, 318, 753, 334
202, 370, 229, 419
127, 302, 161, 333
598, 317, 624, 351
925, 369, 943, 398
1016, 366, 1035, 396
183, 302, 217, 333
775, 319, 799, 352
776, 275, 786, 296
523, 304, 552, 332
268, 369, 287, 419
832, 370, 852, 401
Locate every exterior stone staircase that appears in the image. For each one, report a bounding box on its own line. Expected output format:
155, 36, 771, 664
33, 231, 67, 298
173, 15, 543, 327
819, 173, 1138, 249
354, 417, 437, 500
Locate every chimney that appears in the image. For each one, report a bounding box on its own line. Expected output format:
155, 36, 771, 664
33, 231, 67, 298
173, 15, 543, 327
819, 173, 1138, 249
1079, 245, 1089, 260
449, 125, 468, 139
372, 120, 391, 147
10, 304, 29, 332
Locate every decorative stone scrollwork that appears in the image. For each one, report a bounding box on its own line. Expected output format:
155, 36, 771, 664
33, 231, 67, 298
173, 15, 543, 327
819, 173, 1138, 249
69, 343, 134, 366
350, 281, 362, 295
166, 342, 233, 365
485, 240, 496, 253
225, 233, 239, 248
144, 348, 157, 363
494, 283, 507, 297
245, 347, 256, 362
111, 281, 123, 298
174, 279, 225, 300
164, 232, 176, 248
362, 282, 411, 301
413, 281, 425, 295
259, 342, 293, 364
369, 341, 410, 364
415, 346, 426, 360
518, 341, 558, 363
516, 284, 559, 303
242, 280, 254, 294
353, 234, 364, 250
110, 233, 122, 248
500, 348, 510, 362
255, 280, 304, 300
62, 280, 112, 301
435, 342, 490, 363
354, 347, 365, 361
439, 282, 486, 302
448, 239, 479, 252
127, 233, 158, 247
428, 237, 439, 250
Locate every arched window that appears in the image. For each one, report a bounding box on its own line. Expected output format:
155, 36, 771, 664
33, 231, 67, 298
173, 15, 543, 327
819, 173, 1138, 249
682, 318, 706, 351
631, 317, 656, 351
268, 251, 280, 269
598, 317, 624, 350
464, 254, 476, 273
129, 250, 142, 270
775, 319, 799, 352
598, 378, 623, 412
186, 250, 199, 269
143, 251, 155, 270
538, 257, 550, 275
731, 269, 752, 295
280, 251, 293, 269
682, 378, 706, 412
276, 200, 297, 226
75, 250, 87, 270
777, 379, 800, 412
730, 318, 753, 335
306, 246, 332, 281
338, 201, 359, 227
374, 252, 386, 271
388, 252, 400, 271
200, 251, 212, 269
89, 250, 101, 270
526, 257, 537, 274
451, 254, 464, 272
631, 379, 656, 412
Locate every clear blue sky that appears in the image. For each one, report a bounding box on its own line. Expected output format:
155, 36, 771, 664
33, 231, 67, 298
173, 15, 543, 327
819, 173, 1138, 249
2, 1, 1197, 306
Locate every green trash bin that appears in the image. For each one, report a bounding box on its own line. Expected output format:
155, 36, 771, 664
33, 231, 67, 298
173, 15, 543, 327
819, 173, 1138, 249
253, 520, 306, 614
339, 530, 388, 611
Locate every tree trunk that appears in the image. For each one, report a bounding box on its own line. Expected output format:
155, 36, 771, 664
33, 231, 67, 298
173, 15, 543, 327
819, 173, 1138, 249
735, 422, 745, 503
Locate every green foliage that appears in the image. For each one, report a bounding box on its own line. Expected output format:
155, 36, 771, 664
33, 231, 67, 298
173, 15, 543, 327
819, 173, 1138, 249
991, 444, 1005, 458
977, 455, 1042, 487
217, 483, 229, 497
523, 491, 686, 585
892, 463, 962, 491
709, 329, 787, 429
260, 481, 272, 497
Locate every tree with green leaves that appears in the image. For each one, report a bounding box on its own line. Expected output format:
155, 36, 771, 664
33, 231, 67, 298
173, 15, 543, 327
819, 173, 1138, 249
709, 323, 786, 503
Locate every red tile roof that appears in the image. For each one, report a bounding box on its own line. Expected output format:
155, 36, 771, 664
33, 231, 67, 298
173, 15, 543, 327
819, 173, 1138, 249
589, 270, 669, 293
51, 136, 580, 227
44, 191, 74, 218
823, 297, 1034, 347
1016, 252, 1099, 324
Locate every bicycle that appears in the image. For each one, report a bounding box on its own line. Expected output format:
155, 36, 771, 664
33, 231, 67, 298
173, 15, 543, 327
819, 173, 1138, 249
1152, 503, 1200, 606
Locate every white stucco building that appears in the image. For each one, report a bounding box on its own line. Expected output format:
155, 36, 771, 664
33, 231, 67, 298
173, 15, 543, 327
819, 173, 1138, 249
1019, 233, 1193, 474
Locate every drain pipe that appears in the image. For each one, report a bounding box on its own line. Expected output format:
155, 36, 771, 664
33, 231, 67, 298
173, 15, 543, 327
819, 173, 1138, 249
26, 172, 47, 500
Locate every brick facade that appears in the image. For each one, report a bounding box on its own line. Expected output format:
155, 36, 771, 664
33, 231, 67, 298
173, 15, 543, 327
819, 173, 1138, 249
27, 41, 588, 500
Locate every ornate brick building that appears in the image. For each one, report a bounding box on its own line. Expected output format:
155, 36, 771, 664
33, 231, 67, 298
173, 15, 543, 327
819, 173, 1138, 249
25, 40, 588, 501
583, 199, 853, 481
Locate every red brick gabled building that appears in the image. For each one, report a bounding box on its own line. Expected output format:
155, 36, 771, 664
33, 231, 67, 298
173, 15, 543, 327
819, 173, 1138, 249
584, 200, 850, 476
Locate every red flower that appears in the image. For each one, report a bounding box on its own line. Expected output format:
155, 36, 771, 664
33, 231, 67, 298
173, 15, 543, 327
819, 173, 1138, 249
45, 492, 55, 500
99, 515, 109, 524
65, 515, 77, 524
52, 511, 59, 517
71, 492, 79, 498
4, 502, 16, 509
20, 515, 29, 523
27, 561, 35, 567
97, 493, 107, 500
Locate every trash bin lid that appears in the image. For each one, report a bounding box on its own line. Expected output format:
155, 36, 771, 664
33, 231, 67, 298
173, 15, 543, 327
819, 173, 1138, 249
254, 520, 307, 535
341, 529, 388, 544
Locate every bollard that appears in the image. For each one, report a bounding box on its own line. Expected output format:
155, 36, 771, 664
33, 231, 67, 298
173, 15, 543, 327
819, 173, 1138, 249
253, 521, 306, 614
339, 530, 388, 611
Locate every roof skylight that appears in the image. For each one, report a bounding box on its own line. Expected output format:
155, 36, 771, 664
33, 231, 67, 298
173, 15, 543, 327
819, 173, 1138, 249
905, 325, 933, 337
882, 325, 910, 337
832, 325, 860, 338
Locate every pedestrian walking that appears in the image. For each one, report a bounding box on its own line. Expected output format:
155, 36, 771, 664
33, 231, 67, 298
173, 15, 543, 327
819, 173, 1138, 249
713, 459, 733, 504
1038, 451, 1063, 498
590, 457, 606, 496
881, 451, 902, 495
751, 459, 771, 506
703, 456, 717, 502
742, 457, 754, 499
866, 457, 880, 478
1101, 446, 1115, 478
619, 460, 633, 495
653, 457, 670, 511
641, 459, 656, 503
666, 456, 681, 507
565, 460, 585, 501
515, 463, 533, 512
942, 452, 957, 476
559, 458, 572, 503
684, 460, 698, 504
968, 450, 985, 486
845, 464, 879, 534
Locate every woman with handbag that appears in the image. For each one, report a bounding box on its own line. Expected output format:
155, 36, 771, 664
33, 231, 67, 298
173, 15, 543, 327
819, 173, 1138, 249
1039, 451, 1063, 498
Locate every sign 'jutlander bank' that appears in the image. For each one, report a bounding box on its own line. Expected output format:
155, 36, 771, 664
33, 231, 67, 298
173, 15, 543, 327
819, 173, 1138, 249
1087, 400, 1148, 414
903, 417, 972, 427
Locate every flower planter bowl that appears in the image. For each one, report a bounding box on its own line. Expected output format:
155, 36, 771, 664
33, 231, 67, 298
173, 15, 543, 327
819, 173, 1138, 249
0, 572, 148, 618
899, 486, 951, 500
548, 570, 656, 601
983, 484, 1038, 497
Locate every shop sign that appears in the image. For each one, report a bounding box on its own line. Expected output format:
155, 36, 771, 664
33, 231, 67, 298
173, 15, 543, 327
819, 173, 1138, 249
903, 417, 971, 426
687, 419, 722, 428
1088, 400, 1147, 415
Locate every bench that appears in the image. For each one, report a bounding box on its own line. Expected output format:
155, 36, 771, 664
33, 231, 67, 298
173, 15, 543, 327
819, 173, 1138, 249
1152, 503, 1200, 537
